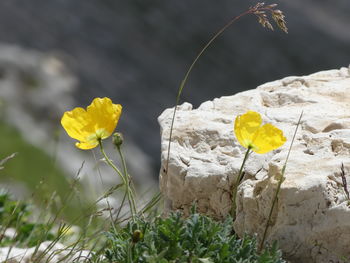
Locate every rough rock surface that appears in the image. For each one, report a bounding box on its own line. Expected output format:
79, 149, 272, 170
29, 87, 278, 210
159, 66, 350, 263
0, 241, 92, 263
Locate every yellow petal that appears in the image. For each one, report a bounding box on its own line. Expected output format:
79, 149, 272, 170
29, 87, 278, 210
61, 107, 95, 142
61, 97, 122, 150
86, 97, 122, 139
75, 140, 99, 150
251, 123, 286, 154
234, 111, 262, 148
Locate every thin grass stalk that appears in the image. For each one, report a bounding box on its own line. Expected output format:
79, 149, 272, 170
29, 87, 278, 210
116, 191, 128, 220
57, 222, 107, 263
45, 237, 67, 263
165, 9, 254, 176
54, 184, 125, 262
32, 174, 89, 261
47, 176, 81, 225
0, 198, 23, 244
68, 184, 124, 228
115, 193, 162, 224
56, 242, 82, 263
138, 192, 162, 216
74, 214, 94, 263
55, 226, 81, 263
259, 111, 303, 251
30, 191, 59, 256
5, 245, 16, 262
112, 192, 160, 225
103, 196, 117, 236
114, 190, 162, 225
82, 235, 103, 263
35, 223, 76, 263
31, 177, 81, 258
34, 236, 61, 263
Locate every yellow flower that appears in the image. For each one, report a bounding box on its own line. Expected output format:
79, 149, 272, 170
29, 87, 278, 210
61, 97, 122, 150
234, 110, 286, 154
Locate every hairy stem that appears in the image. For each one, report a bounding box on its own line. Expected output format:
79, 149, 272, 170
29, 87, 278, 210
116, 145, 137, 219
98, 140, 136, 220
231, 147, 252, 218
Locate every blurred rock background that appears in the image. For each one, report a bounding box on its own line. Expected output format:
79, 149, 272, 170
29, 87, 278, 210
0, 0, 349, 200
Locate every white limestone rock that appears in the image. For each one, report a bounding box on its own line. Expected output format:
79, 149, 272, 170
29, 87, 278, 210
158, 66, 350, 263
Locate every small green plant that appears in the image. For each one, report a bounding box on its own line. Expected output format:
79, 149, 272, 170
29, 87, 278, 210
104, 208, 285, 263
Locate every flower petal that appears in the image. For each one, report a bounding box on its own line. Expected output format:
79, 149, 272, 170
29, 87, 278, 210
61, 107, 95, 142
75, 140, 99, 150
86, 97, 122, 139
251, 123, 286, 154
234, 111, 262, 148
61, 97, 123, 150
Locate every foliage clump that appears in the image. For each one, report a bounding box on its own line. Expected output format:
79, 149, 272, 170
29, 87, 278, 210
104, 208, 285, 263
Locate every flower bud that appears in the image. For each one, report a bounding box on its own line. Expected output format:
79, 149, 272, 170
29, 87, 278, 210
113, 132, 124, 147
132, 229, 143, 243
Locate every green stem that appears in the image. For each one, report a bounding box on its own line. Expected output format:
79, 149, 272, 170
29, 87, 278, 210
116, 145, 137, 219
127, 242, 133, 263
98, 139, 135, 220
231, 147, 252, 218
99, 140, 125, 184
259, 111, 303, 251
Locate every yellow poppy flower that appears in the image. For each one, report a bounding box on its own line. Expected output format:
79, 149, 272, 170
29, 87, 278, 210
61, 97, 122, 150
234, 110, 286, 154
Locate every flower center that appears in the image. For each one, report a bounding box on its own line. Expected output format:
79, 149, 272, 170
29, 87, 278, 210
243, 139, 258, 152
85, 128, 108, 143
95, 128, 108, 139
